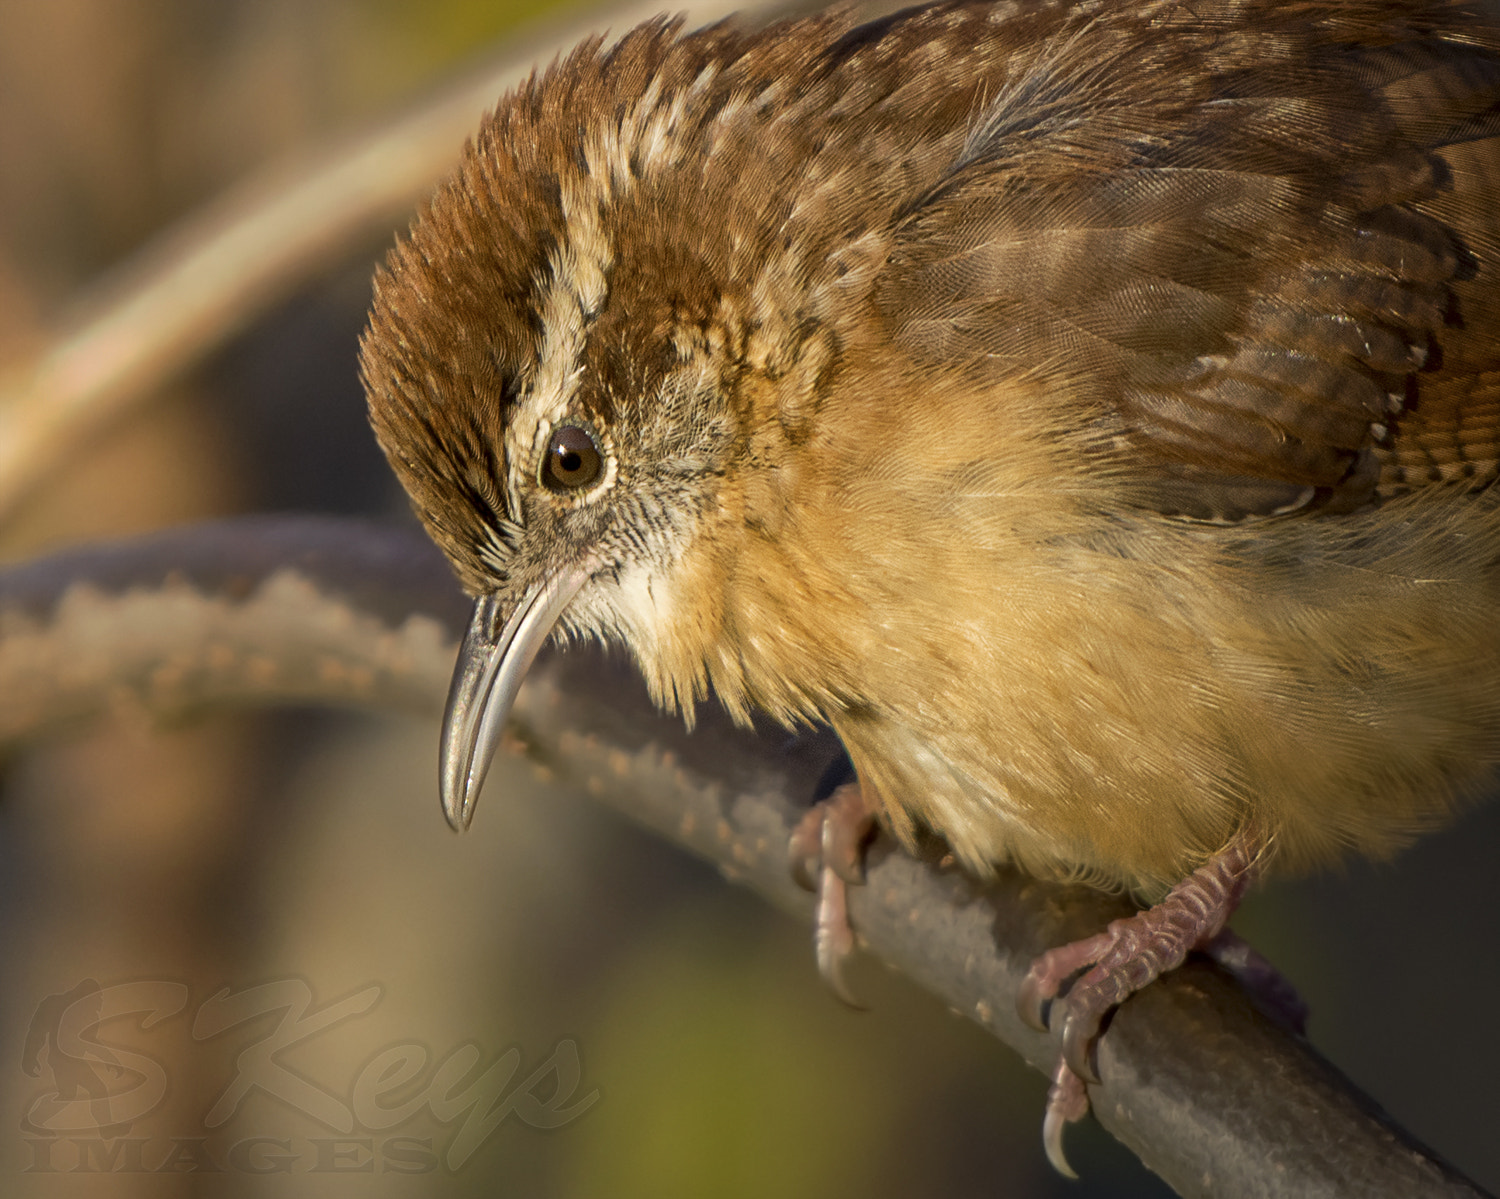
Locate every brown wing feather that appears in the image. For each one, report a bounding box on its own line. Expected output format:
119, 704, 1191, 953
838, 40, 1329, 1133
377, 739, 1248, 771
875, 1, 1500, 520
1384, 49, 1500, 491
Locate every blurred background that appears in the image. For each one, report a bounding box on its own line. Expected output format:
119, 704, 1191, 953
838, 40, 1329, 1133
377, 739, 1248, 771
0, 2, 1496, 1196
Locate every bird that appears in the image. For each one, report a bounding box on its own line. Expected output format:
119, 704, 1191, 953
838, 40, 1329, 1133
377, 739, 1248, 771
360, 0, 1500, 1174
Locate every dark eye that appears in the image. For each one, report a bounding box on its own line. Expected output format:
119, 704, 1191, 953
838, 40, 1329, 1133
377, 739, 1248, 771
543, 424, 603, 491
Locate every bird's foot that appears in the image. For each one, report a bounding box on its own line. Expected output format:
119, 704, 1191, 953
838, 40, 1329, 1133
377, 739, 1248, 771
1018, 831, 1263, 1176
789, 780, 876, 1007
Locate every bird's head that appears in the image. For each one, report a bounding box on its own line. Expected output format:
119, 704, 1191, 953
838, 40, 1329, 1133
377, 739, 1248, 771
360, 17, 862, 830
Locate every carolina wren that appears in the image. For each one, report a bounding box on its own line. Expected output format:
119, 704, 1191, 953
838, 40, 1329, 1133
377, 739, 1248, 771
361, 0, 1500, 1173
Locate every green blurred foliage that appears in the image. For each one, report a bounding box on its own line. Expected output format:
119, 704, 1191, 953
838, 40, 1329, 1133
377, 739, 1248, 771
566, 906, 899, 1199
356, 0, 588, 94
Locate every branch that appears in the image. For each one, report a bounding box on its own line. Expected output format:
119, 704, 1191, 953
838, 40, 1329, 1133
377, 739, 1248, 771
0, 514, 1486, 1199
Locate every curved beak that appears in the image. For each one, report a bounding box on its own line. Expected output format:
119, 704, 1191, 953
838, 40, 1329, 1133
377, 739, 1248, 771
439, 567, 590, 831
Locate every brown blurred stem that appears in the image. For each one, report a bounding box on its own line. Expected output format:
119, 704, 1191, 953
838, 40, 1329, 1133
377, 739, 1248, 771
0, 515, 1488, 1199
0, 0, 792, 526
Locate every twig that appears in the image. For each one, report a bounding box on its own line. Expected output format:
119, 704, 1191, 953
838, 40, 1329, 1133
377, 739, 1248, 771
0, 514, 1487, 1199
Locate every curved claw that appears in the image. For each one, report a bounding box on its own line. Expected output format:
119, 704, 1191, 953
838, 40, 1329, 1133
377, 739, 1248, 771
788, 781, 875, 1007
813, 865, 866, 1010
1043, 1107, 1078, 1180
1015, 929, 1113, 1033
1060, 1006, 1103, 1084
1042, 1058, 1089, 1179
1016, 969, 1054, 1033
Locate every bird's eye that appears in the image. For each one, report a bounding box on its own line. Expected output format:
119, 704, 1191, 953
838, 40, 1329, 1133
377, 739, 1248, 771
543, 424, 603, 491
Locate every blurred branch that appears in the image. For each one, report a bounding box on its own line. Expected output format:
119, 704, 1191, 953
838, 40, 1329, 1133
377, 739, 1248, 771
0, 515, 1487, 1199
0, 0, 788, 526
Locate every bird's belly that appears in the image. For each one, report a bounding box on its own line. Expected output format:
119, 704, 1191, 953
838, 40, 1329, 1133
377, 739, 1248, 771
809, 494, 1500, 895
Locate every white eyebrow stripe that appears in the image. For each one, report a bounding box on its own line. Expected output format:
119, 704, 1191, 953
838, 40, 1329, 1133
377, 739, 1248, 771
507, 177, 613, 516
502, 73, 710, 515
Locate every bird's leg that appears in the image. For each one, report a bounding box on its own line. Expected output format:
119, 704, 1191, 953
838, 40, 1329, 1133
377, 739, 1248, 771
1018, 828, 1267, 1175
789, 780, 877, 1008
